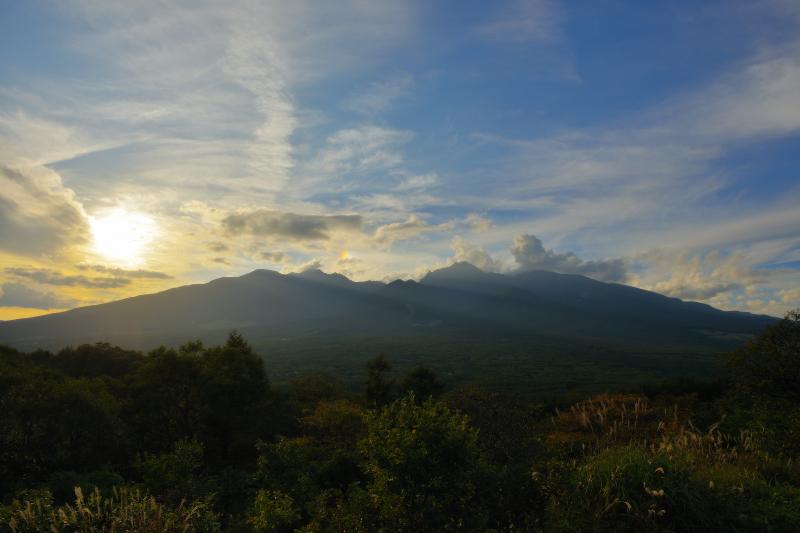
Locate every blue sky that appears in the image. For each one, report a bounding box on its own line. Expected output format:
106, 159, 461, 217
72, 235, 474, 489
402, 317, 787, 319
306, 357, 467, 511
0, 0, 798, 318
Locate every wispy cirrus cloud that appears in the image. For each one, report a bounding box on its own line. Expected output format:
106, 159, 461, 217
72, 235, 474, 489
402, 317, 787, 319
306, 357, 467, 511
344, 73, 414, 115
479, 0, 562, 44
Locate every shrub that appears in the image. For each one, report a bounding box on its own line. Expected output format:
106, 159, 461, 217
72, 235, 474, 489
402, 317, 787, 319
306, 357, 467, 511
547, 445, 800, 532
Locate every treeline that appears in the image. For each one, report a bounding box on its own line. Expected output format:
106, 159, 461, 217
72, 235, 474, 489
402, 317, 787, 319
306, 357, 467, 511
0, 312, 799, 531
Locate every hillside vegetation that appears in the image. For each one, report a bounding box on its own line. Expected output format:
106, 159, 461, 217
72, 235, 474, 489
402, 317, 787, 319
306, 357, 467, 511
1, 312, 798, 531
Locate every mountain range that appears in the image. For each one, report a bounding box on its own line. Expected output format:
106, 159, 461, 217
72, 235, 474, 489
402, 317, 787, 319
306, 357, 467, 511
0, 263, 775, 392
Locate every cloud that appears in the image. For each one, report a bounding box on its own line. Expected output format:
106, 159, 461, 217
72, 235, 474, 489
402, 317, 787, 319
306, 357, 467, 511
345, 73, 413, 114
287, 257, 324, 273
634, 250, 764, 303
76, 265, 172, 279
395, 173, 439, 191
261, 251, 292, 263
511, 234, 628, 282
479, 0, 562, 43
222, 209, 362, 241
315, 125, 413, 175
0, 282, 77, 309
208, 242, 229, 253
466, 213, 493, 232
373, 214, 454, 245
0, 166, 90, 256
223, 9, 297, 191
780, 287, 800, 305
450, 237, 503, 272
6, 267, 131, 288
678, 45, 800, 141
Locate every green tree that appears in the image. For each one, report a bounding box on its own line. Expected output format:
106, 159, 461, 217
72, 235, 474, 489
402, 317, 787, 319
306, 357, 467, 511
359, 394, 490, 531
401, 365, 444, 402
727, 309, 800, 401
127, 347, 205, 452
199, 332, 272, 465
365, 354, 394, 408
135, 439, 208, 504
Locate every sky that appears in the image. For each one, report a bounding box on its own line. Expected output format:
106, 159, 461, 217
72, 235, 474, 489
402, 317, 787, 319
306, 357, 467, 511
1, 0, 799, 320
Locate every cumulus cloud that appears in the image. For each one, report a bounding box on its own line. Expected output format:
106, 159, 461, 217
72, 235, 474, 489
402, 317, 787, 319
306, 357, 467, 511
780, 287, 800, 305
450, 237, 503, 272
0, 282, 77, 309
511, 234, 628, 282
373, 214, 454, 245
222, 209, 362, 241
6, 267, 131, 288
0, 166, 89, 256
466, 213, 493, 232
635, 250, 764, 303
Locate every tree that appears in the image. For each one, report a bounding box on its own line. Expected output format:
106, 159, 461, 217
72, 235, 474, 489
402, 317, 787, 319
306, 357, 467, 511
199, 332, 271, 464
127, 347, 205, 452
364, 355, 394, 408
401, 365, 444, 402
726, 309, 800, 401
359, 394, 490, 531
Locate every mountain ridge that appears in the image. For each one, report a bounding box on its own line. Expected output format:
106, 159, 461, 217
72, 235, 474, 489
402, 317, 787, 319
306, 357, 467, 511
0, 263, 777, 390
0, 263, 774, 344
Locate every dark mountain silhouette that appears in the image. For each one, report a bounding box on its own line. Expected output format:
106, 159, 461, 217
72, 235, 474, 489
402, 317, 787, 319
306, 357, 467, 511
0, 263, 773, 350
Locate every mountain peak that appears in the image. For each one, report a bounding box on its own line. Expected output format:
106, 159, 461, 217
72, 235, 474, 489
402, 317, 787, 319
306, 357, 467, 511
291, 268, 352, 284
425, 262, 486, 278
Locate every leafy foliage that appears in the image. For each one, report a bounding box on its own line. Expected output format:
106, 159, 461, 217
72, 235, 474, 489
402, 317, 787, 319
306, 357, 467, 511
2, 318, 799, 531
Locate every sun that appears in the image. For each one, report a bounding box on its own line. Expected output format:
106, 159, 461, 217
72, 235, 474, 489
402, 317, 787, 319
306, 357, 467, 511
89, 209, 156, 266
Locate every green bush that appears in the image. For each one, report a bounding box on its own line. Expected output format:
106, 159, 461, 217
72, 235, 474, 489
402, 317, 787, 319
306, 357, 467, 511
547, 445, 800, 532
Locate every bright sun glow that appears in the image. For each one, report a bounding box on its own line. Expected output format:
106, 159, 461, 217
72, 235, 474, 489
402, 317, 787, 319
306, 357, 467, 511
90, 209, 156, 265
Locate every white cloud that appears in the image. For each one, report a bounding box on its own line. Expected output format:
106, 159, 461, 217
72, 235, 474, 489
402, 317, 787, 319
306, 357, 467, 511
395, 173, 439, 191
373, 214, 454, 245
450, 237, 503, 272
466, 213, 493, 232
345, 73, 413, 115
479, 0, 562, 43
315, 125, 413, 176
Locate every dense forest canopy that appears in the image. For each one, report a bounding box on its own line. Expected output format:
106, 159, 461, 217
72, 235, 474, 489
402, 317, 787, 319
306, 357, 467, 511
1, 312, 799, 531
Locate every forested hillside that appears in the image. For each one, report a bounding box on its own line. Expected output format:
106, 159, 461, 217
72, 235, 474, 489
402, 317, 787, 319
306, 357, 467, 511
1, 312, 798, 531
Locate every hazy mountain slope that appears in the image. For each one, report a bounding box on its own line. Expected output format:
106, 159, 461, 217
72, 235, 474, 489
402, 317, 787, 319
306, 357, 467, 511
0, 264, 775, 387
419, 263, 772, 339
